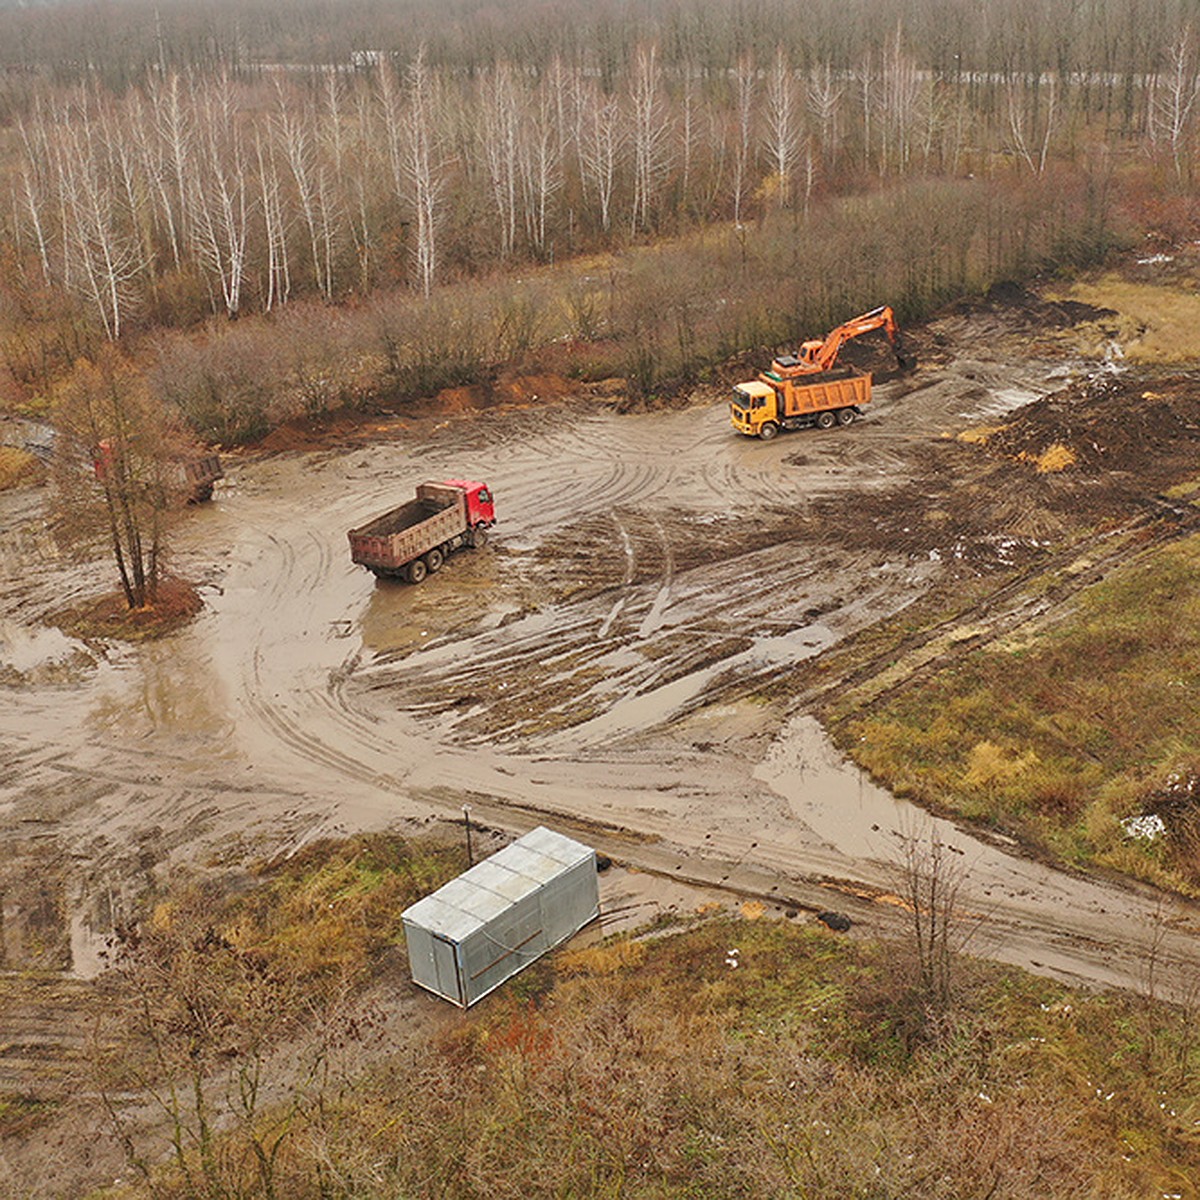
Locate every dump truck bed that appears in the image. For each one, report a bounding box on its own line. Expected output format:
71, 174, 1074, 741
348, 484, 467, 571
777, 371, 871, 416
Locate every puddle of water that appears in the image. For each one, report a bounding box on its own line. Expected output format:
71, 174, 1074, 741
0, 620, 89, 674
755, 714, 1062, 903
755, 713, 910, 862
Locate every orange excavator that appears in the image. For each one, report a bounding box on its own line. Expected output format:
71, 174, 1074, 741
769, 304, 916, 379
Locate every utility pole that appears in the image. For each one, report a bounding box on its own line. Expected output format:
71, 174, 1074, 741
463, 804, 474, 866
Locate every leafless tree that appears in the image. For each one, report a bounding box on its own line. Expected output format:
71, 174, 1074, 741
1149, 27, 1200, 178
1007, 78, 1058, 176
273, 84, 337, 300
878, 25, 925, 175
479, 64, 522, 259
731, 54, 755, 224
401, 45, 446, 297
892, 821, 977, 1030
57, 112, 141, 339
579, 83, 621, 234
520, 84, 563, 256
255, 129, 290, 311
146, 71, 195, 270
188, 75, 251, 318
808, 62, 844, 175
629, 43, 672, 234
764, 49, 802, 210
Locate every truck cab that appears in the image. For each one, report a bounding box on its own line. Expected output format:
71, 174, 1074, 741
730, 381, 778, 438
443, 479, 496, 528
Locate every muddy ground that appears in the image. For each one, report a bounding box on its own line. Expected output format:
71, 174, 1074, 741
5, 278, 1200, 1191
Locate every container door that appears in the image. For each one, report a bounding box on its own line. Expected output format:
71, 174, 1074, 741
431, 934, 463, 1006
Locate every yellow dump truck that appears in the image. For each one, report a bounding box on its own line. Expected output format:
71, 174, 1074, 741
730, 370, 871, 440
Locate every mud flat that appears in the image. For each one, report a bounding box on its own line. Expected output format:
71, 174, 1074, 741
2, 290, 1200, 1021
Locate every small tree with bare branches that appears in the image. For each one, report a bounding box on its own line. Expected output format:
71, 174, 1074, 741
53, 347, 198, 609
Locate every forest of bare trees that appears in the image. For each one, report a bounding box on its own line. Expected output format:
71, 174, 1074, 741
2, 0, 1198, 328
0, 0, 1195, 432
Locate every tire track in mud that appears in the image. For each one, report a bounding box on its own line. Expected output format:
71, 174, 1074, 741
16, 323, 1200, 1002
795, 500, 1200, 717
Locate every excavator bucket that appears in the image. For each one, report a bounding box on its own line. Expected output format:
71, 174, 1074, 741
892, 332, 917, 372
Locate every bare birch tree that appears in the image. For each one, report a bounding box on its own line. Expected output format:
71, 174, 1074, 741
763, 49, 801, 210
479, 64, 522, 259
147, 71, 195, 271
731, 54, 755, 224
579, 84, 621, 234
879, 26, 925, 175
273, 85, 336, 299
57, 114, 141, 339
254, 129, 290, 311
520, 84, 562, 256
1149, 28, 1200, 179
1007, 78, 1058, 176
188, 75, 251, 318
629, 44, 672, 234
808, 62, 844, 176
402, 45, 445, 297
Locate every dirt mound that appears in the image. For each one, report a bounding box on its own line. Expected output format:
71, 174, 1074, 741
436, 371, 578, 414
980, 372, 1200, 485
949, 281, 1119, 332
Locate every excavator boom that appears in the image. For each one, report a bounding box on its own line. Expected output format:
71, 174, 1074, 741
768, 305, 915, 378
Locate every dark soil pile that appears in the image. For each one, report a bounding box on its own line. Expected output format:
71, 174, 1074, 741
983, 372, 1200, 486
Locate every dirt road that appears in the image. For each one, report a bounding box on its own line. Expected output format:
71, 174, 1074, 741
3, 297, 1199, 1008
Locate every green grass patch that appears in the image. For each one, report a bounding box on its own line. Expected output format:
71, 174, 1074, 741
233, 833, 468, 986
836, 533, 1200, 889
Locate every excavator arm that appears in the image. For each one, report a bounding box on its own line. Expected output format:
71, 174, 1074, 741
769, 305, 915, 378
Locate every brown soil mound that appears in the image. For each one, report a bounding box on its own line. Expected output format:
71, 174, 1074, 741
982, 372, 1200, 485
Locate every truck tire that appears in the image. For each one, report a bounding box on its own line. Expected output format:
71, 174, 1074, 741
837, 408, 856, 426
407, 559, 428, 584
758, 422, 780, 441
816, 410, 836, 430
470, 525, 489, 548
425, 547, 445, 573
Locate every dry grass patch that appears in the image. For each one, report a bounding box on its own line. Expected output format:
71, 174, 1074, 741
1049, 276, 1200, 362
0, 446, 43, 489
836, 532, 1200, 889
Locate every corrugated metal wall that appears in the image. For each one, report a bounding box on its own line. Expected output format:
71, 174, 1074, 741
402, 827, 599, 1007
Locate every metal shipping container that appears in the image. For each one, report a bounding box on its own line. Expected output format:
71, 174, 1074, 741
402, 826, 599, 1007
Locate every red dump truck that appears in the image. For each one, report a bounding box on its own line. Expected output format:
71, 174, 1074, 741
94, 440, 224, 502
348, 480, 495, 582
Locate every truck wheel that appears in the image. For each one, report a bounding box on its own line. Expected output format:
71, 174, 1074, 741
758, 422, 780, 441
816, 410, 836, 430
837, 408, 856, 426
470, 525, 489, 548
407, 559, 428, 584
